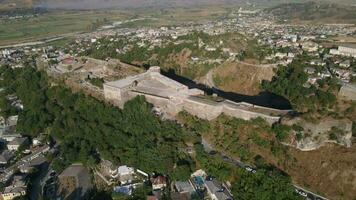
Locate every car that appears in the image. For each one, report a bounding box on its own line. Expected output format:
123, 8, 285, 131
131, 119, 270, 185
222, 155, 230, 160
295, 189, 308, 197
50, 171, 56, 177
209, 150, 217, 155
245, 166, 257, 173
206, 176, 214, 181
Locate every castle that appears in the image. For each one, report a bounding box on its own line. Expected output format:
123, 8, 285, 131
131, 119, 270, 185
103, 66, 290, 124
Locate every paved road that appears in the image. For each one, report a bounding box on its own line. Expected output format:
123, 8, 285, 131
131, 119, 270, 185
0, 145, 50, 182
0, 31, 81, 49
201, 139, 328, 200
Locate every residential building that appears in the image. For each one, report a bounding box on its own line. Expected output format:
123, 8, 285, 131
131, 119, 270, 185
171, 193, 190, 200
174, 181, 196, 197
57, 164, 93, 200
0, 150, 13, 166
0, 175, 27, 200
118, 165, 135, 184
7, 137, 28, 151
339, 60, 351, 68
338, 45, 356, 58
151, 176, 166, 191
1, 133, 22, 143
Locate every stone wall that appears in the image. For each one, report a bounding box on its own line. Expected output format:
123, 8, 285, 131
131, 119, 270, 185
222, 104, 280, 124
181, 98, 281, 124
182, 98, 223, 120
103, 66, 286, 125
103, 84, 122, 106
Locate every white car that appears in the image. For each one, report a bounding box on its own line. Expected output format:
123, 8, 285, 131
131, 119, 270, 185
295, 189, 308, 197
245, 166, 257, 173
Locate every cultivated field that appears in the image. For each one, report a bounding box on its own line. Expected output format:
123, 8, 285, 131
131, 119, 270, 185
0, 10, 131, 45
0, 6, 230, 46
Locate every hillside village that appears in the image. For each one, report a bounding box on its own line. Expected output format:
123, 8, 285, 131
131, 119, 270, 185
0, 5, 355, 200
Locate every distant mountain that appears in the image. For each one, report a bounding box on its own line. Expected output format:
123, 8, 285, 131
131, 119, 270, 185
1, 0, 356, 11
34, 0, 356, 10
34, 0, 238, 9
0, 0, 34, 11
267, 2, 356, 24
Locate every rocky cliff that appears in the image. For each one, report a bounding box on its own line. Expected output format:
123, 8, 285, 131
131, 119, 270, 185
282, 117, 353, 151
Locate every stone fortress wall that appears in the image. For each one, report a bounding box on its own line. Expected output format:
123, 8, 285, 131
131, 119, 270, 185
104, 66, 290, 124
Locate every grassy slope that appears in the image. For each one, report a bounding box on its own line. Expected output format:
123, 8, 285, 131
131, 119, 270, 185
212, 62, 275, 96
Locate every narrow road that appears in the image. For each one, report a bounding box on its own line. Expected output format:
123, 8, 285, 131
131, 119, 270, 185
0, 145, 50, 182
235, 60, 278, 68
0, 31, 81, 49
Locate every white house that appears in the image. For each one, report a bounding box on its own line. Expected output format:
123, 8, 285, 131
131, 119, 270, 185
118, 165, 135, 184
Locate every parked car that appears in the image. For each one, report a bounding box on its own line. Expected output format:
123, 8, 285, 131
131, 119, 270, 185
295, 189, 308, 197
245, 166, 257, 173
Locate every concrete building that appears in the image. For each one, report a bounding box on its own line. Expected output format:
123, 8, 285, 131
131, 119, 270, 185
339, 60, 351, 68
151, 176, 166, 190
0, 150, 13, 166
104, 67, 289, 124
57, 164, 93, 200
7, 137, 28, 151
0, 175, 27, 200
117, 165, 135, 184
174, 181, 196, 196
338, 45, 356, 58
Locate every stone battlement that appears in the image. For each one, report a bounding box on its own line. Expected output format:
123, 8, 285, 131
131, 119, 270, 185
104, 67, 290, 124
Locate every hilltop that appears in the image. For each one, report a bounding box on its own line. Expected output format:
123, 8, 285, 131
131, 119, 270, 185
267, 2, 356, 24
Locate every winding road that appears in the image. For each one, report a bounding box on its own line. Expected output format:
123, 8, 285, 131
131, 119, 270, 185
201, 139, 328, 200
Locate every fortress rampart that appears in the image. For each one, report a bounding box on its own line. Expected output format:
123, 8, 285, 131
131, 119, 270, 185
104, 67, 290, 124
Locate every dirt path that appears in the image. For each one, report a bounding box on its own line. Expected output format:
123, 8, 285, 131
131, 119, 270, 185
197, 61, 276, 95
204, 69, 216, 88
235, 60, 278, 68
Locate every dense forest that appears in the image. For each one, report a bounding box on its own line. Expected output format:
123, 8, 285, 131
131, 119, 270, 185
0, 65, 195, 176
262, 58, 338, 113
0, 64, 301, 199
